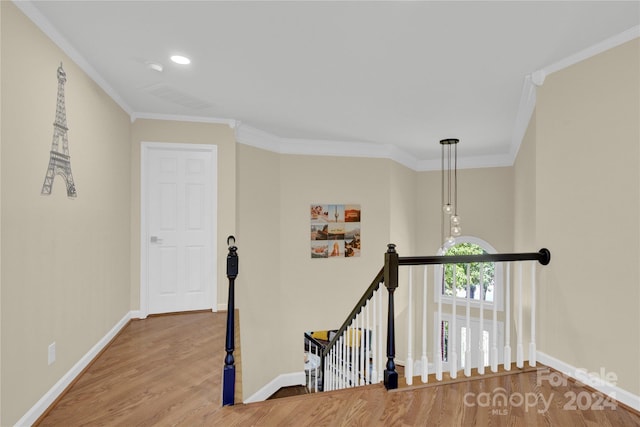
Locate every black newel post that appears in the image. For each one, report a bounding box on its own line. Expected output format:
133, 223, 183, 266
222, 236, 238, 406
383, 243, 399, 390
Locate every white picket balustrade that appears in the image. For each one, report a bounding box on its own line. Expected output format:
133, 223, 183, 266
320, 250, 545, 393
322, 283, 386, 391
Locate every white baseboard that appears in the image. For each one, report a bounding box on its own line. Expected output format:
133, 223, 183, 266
130, 310, 144, 319
537, 350, 640, 412
15, 311, 133, 427
243, 371, 306, 404
217, 303, 227, 312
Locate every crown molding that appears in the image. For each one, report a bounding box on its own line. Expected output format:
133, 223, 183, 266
131, 112, 238, 128
236, 123, 427, 170
541, 25, 639, 78
236, 123, 514, 172
14, 0, 134, 117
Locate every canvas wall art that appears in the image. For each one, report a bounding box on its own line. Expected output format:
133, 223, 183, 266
310, 204, 361, 258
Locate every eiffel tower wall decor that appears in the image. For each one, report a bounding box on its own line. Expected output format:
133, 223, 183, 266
41, 63, 77, 198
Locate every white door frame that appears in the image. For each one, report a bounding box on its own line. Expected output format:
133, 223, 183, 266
140, 141, 218, 318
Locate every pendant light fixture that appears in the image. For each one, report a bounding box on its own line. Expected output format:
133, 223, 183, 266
441, 138, 460, 247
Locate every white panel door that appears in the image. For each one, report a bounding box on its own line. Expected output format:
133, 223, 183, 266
145, 144, 216, 315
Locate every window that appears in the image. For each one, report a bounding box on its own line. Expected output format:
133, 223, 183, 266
436, 314, 504, 369
434, 236, 503, 310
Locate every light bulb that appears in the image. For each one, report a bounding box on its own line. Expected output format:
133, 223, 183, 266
451, 215, 460, 225
451, 225, 462, 236
443, 204, 453, 214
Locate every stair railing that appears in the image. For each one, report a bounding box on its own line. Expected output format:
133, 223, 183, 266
322, 243, 551, 392
390, 244, 551, 387
321, 267, 386, 391
222, 236, 238, 406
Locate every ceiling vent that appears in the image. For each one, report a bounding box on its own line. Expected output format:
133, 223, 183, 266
140, 83, 213, 110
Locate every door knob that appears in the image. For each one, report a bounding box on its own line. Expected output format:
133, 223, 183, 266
150, 236, 163, 244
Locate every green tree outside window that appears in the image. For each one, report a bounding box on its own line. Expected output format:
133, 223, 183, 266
442, 243, 495, 301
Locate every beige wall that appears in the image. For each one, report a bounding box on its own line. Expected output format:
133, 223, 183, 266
236, 148, 396, 397
514, 111, 536, 251
0, 1, 3, 418
1, 3, 132, 425
129, 119, 236, 313
416, 167, 515, 255
235, 144, 283, 399
535, 39, 640, 395
390, 160, 417, 255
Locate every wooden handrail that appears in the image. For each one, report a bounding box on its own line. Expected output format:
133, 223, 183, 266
398, 248, 551, 266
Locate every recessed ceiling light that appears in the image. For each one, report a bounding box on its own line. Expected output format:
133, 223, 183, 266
170, 55, 191, 65
145, 62, 164, 72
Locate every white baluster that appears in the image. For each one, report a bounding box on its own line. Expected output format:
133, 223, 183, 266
529, 263, 536, 367
348, 327, 352, 388
378, 286, 384, 382
465, 264, 471, 377
307, 344, 312, 390
347, 322, 356, 387
421, 265, 428, 383
332, 347, 336, 390
351, 323, 356, 387
336, 339, 340, 389
359, 312, 365, 386
504, 263, 511, 370
336, 343, 339, 389
478, 264, 485, 375
345, 331, 350, 388
364, 301, 369, 384
331, 339, 342, 390
353, 320, 358, 387
371, 288, 378, 384
314, 344, 319, 392
491, 263, 499, 373
406, 266, 414, 385
326, 349, 330, 391
330, 345, 336, 391
450, 264, 457, 379
340, 336, 349, 388
356, 317, 361, 386
516, 263, 524, 368
323, 351, 328, 392
333, 346, 337, 390
325, 349, 329, 392
333, 341, 338, 390
331, 346, 342, 390
436, 265, 443, 381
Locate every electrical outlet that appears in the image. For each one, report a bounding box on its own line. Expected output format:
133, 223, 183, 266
48, 342, 56, 365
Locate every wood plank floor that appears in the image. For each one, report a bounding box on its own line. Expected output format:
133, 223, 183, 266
37, 311, 640, 426
37, 310, 242, 426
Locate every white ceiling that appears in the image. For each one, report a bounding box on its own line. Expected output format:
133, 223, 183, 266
18, 1, 640, 170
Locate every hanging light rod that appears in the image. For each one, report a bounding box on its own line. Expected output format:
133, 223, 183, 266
441, 138, 461, 247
